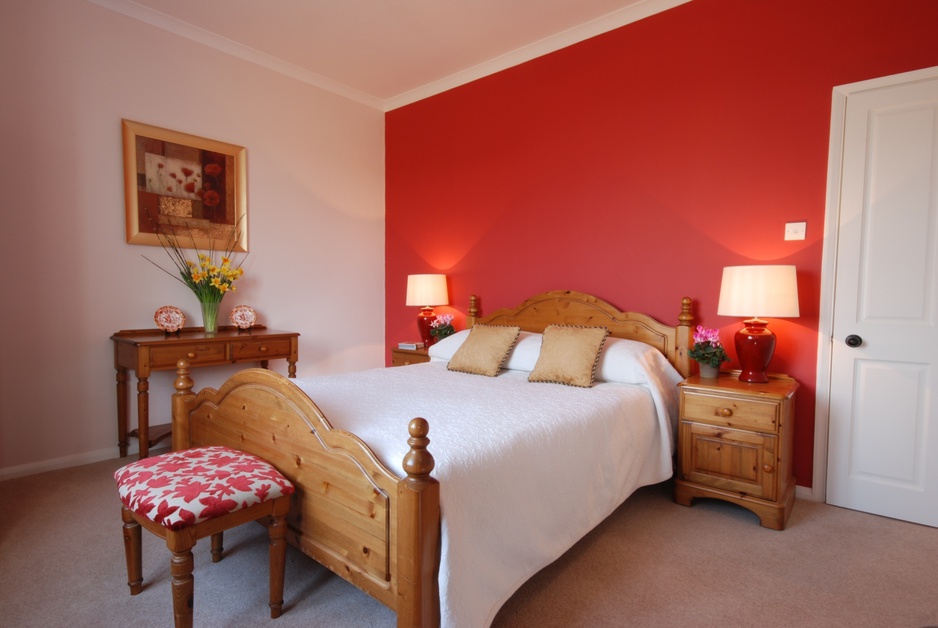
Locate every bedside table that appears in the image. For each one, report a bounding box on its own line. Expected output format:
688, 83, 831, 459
390, 346, 430, 366
674, 373, 798, 530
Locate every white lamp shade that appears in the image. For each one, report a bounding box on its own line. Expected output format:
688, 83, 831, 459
717, 265, 800, 319
405, 274, 448, 307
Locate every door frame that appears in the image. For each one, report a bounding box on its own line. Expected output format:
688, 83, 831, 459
812, 64, 938, 503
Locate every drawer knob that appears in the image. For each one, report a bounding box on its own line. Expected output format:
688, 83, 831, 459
187, 352, 196, 359
717, 407, 733, 418
259, 345, 268, 352
763, 464, 774, 473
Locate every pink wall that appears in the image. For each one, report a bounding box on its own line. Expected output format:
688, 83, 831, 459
0, 0, 385, 477
386, 0, 938, 488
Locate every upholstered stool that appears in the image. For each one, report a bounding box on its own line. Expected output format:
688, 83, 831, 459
115, 446, 294, 628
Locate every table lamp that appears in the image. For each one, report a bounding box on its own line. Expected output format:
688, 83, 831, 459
405, 274, 448, 347
717, 265, 799, 383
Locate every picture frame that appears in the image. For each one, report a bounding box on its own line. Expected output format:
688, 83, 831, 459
122, 119, 247, 252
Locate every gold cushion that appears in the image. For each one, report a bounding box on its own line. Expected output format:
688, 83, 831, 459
447, 324, 521, 377
528, 325, 610, 387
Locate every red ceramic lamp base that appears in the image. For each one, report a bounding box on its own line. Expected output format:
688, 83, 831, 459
734, 319, 776, 383
416, 307, 436, 347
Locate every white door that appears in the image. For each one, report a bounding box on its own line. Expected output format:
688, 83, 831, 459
825, 68, 938, 527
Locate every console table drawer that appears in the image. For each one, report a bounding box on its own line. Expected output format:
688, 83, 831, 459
229, 337, 293, 361
149, 343, 227, 369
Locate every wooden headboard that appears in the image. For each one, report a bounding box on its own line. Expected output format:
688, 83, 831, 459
466, 290, 695, 378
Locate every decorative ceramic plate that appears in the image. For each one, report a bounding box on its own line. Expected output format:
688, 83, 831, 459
230, 305, 257, 329
154, 305, 186, 332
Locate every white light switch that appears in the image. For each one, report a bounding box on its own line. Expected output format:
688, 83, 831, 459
785, 221, 806, 241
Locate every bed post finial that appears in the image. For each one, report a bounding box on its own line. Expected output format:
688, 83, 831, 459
679, 296, 694, 327
403, 417, 435, 478
174, 359, 193, 396
467, 294, 479, 328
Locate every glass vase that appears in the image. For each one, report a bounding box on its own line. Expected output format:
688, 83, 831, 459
200, 299, 220, 335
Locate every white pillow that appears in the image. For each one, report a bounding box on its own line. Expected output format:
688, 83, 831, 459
503, 331, 542, 371
595, 336, 666, 384
427, 329, 471, 361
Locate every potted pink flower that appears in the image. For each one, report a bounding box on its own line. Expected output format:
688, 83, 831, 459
429, 313, 455, 343
688, 325, 729, 378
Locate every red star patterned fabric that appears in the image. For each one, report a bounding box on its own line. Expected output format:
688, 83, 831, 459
115, 446, 294, 531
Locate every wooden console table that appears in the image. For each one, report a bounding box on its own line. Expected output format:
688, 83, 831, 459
111, 325, 299, 458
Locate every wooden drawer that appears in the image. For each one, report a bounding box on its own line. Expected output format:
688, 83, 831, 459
681, 389, 780, 433
680, 421, 778, 500
149, 343, 227, 369
229, 337, 293, 361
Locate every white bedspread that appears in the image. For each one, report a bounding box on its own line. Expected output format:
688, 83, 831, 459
292, 361, 679, 627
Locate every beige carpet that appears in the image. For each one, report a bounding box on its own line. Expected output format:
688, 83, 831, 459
1, 455, 935, 627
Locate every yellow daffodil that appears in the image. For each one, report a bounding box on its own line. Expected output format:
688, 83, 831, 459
143, 218, 246, 304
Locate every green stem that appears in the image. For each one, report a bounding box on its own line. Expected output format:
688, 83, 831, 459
200, 299, 220, 334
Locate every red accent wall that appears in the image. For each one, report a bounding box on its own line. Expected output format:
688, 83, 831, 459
385, 0, 938, 488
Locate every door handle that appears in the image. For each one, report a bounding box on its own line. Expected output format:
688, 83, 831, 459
845, 334, 863, 348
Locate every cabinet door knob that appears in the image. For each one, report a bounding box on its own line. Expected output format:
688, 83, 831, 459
763, 464, 774, 473
717, 408, 733, 418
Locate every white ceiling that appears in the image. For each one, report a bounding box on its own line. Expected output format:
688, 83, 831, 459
88, 0, 690, 110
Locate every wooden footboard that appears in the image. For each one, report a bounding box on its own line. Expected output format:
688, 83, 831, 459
171, 361, 440, 627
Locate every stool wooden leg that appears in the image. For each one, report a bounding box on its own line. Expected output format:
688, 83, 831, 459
120, 506, 143, 595
210, 532, 224, 563
268, 497, 290, 618
168, 531, 196, 628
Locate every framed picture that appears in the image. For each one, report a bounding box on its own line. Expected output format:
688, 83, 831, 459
122, 119, 247, 252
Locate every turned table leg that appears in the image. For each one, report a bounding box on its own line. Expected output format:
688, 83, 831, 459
116, 368, 129, 457
136, 376, 150, 459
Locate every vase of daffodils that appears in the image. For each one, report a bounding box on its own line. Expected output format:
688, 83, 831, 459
688, 325, 729, 378
144, 220, 244, 335
185, 252, 243, 333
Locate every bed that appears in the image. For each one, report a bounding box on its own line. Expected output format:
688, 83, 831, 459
170, 290, 694, 627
